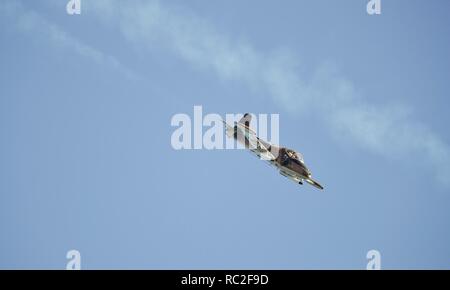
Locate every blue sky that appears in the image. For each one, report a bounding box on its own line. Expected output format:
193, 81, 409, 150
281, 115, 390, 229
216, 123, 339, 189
1, 0, 450, 269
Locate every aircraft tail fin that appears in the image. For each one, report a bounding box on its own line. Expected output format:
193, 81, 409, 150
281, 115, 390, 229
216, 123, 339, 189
238, 113, 252, 127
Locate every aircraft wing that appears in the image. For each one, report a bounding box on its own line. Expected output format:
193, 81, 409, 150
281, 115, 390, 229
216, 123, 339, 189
223, 119, 276, 161
246, 133, 276, 161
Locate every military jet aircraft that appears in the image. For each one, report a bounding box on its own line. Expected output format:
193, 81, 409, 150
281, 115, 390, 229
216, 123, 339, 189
223, 113, 324, 190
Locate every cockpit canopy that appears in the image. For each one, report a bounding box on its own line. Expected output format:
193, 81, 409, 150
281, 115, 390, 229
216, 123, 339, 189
285, 148, 304, 162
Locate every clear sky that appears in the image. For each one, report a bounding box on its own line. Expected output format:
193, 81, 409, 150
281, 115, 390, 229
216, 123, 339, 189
1, 0, 450, 269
